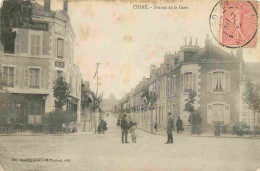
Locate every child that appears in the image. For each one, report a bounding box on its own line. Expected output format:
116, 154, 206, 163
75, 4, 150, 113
130, 123, 138, 143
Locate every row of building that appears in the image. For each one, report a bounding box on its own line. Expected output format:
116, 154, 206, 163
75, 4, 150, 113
0, 0, 91, 124
116, 36, 260, 132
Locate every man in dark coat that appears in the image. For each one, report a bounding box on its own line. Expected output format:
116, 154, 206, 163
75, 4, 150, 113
121, 114, 129, 143
176, 116, 183, 134
166, 112, 175, 144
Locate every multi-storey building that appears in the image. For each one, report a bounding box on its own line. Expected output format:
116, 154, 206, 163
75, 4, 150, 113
118, 35, 260, 132
0, 0, 82, 124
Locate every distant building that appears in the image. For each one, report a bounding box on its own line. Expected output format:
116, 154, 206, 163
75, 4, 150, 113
101, 94, 118, 112
0, 0, 82, 124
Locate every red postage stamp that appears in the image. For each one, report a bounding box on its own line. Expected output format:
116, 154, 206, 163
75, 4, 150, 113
210, 0, 258, 48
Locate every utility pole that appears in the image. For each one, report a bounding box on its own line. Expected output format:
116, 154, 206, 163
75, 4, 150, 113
151, 64, 156, 133
94, 62, 100, 133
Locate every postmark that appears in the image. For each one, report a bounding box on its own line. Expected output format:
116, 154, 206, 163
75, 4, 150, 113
210, 0, 258, 48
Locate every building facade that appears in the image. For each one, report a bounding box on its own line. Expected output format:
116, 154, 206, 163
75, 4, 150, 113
0, 0, 82, 124
117, 35, 260, 132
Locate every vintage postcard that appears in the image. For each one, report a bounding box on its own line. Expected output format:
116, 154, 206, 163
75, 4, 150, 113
0, 0, 260, 170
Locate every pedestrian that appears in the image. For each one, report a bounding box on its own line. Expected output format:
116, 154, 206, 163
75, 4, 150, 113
128, 117, 134, 130
176, 116, 183, 134
165, 112, 175, 144
154, 123, 158, 132
102, 120, 108, 134
121, 114, 129, 143
130, 123, 138, 143
98, 120, 103, 134
117, 117, 121, 126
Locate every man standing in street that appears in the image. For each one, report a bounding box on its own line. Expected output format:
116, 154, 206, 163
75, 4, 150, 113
176, 116, 183, 134
165, 112, 175, 144
121, 114, 129, 143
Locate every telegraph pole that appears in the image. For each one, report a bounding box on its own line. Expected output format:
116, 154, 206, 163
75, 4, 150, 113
94, 62, 100, 133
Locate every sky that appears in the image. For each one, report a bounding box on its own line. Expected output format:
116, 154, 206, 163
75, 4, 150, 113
22, 0, 260, 99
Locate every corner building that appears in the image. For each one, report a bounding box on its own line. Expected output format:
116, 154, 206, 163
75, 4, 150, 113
0, 0, 82, 124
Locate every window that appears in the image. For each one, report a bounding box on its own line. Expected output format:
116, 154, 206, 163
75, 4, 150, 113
2, 67, 14, 87
31, 35, 41, 56
57, 70, 63, 78
57, 38, 64, 59
4, 32, 16, 53
213, 72, 225, 92
29, 68, 40, 89
16, 33, 22, 53
184, 72, 192, 92
212, 104, 224, 122
171, 77, 175, 95
207, 70, 230, 93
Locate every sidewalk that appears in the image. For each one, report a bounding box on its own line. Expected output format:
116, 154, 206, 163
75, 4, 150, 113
139, 126, 260, 139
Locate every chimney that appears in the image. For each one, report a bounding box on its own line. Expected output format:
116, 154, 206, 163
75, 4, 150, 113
185, 37, 187, 46
44, 0, 51, 12
189, 37, 192, 46
63, 0, 68, 13
236, 48, 243, 59
205, 34, 210, 48
195, 38, 198, 46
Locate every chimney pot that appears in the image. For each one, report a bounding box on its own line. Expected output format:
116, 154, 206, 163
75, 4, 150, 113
63, 0, 68, 13
189, 37, 192, 46
44, 0, 51, 12
195, 38, 198, 46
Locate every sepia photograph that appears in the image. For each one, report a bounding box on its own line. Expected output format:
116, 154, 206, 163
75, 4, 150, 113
0, 0, 260, 170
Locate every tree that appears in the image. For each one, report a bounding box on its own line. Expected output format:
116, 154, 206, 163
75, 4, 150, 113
242, 81, 260, 136
184, 90, 199, 134
141, 86, 157, 133
89, 91, 103, 133
53, 76, 71, 111
0, 0, 33, 48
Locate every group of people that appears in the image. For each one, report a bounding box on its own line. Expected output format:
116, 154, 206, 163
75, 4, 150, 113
119, 112, 184, 144
120, 114, 138, 143
98, 117, 107, 134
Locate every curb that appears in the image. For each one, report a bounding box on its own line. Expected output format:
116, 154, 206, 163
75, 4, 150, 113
139, 127, 260, 139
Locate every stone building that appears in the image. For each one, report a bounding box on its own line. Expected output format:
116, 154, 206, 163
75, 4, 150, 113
0, 0, 82, 124
118, 35, 260, 132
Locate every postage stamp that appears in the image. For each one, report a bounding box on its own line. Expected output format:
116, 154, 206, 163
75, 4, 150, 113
210, 0, 258, 48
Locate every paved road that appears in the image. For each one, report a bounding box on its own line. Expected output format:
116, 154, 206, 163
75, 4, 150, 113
0, 114, 260, 171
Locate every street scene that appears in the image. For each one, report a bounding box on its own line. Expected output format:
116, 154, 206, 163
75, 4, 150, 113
0, 0, 260, 170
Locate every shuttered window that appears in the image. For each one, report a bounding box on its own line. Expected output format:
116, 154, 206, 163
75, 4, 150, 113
181, 72, 197, 93
207, 103, 230, 125
15, 33, 22, 53
57, 38, 64, 59
31, 35, 41, 56
3, 67, 14, 87
29, 68, 40, 89
207, 71, 230, 93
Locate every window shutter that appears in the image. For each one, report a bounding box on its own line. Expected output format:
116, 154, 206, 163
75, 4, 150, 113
52, 70, 57, 86
207, 104, 213, 124
20, 67, 24, 88
24, 68, 29, 88
40, 69, 45, 89
42, 32, 51, 55
192, 73, 197, 91
225, 71, 230, 92
207, 72, 213, 92
21, 29, 28, 53
224, 104, 230, 125
15, 67, 20, 88
181, 74, 184, 93
15, 32, 21, 53
64, 42, 68, 60
53, 38, 57, 58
